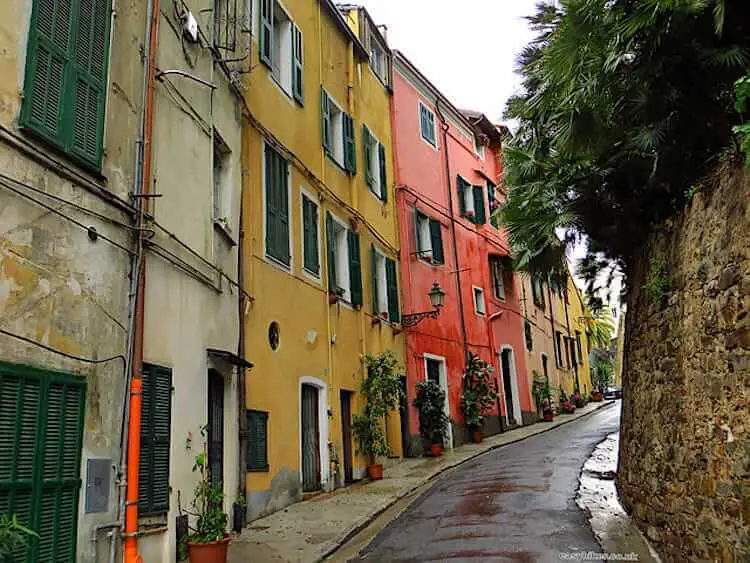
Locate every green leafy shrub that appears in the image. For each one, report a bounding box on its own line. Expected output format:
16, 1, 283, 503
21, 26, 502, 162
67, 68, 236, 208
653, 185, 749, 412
0, 514, 37, 562
460, 353, 498, 429
413, 380, 450, 447
185, 427, 228, 544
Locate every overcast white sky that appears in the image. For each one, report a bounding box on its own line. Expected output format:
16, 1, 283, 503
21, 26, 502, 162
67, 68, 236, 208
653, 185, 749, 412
359, 0, 539, 122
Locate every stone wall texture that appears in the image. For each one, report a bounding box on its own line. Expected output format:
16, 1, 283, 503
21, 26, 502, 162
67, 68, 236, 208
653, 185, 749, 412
619, 166, 750, 562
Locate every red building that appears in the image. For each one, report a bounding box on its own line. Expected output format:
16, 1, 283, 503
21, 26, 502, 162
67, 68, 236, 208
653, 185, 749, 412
392, 52, 532, 452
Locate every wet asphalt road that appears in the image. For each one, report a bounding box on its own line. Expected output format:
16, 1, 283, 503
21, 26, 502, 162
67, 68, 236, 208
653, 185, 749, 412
355, 405, 621, 563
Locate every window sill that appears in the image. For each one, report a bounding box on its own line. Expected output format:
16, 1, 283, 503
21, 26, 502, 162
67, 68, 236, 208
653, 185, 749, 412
248, 466, 270, 473
213, 219, 237, 246
420, 134, 438, 151
417, 255, 444, 268
368, 186, 386, 203
265, 253, 292, 272
325, 152, 349, 175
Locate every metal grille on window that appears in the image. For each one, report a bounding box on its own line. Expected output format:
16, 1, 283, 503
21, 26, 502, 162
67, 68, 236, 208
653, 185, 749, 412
214, 0, 237, 51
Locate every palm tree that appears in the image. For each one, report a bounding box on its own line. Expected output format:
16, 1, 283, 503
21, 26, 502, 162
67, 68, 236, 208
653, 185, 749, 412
579, 305, 614, 350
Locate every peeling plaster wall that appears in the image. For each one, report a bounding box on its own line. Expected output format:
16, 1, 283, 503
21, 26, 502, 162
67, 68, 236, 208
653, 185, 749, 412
619, 168, 750, 562
0, 0, 143, 561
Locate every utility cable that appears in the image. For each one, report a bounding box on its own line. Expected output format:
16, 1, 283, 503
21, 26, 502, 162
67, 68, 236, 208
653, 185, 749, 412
0, 327, 126, 366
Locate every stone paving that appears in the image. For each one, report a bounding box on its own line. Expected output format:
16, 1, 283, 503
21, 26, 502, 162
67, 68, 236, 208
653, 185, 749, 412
227, 401, 616, 563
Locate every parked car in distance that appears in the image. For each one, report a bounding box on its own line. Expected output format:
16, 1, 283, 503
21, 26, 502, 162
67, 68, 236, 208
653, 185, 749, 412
604, 386, 623, 400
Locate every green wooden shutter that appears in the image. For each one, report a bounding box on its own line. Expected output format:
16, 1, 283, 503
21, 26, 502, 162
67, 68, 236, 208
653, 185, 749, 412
362, 124, 373, 187
260, 0, 273, 67
348, 231, 362, 306
457, 176, 466, 215
302, 196, 319, 275
326, 212, 337, 292
414, 209, 422, 255
265, 145, 290, 265
378, 143, 387, 201
473, 186, 486, 225
525, 320, 534, 351
0, 363, 86, 563
277, 155, 290, 264
385, 258, 400, 323
370, 244, 378, 314
292, 24, 303, 104
343, 113, 356, 175
321, 88, 331, 153
246, 410, 269, 471
21, 0, 111, 169
429, 219, 444, 264
139, 364, 172, 515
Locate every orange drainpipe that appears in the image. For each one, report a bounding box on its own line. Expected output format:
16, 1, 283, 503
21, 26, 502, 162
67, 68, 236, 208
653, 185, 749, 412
124, 0, 159, 559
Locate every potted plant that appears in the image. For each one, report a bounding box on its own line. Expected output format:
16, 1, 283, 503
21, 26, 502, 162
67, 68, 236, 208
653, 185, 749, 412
460, 353, 498, 443
573, 390, 585, 409
532, 371, 554, 422
559, 390, 575, 414
0, 514, 38, 562
185, 428, 230, 563
352, 351, 404, 480
542, 400, 554, 422
413, 380, 450, 456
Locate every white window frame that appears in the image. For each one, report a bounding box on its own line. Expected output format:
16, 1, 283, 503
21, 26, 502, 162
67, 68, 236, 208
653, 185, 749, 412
261, 140, 293, 272
473, 286, 486, 316
490, 258, 505, 301
330, 213, 351, 302
418, 101, 438, 150
367, 128, 384, 199
271, 1, 293, 95
415, 211, 432, 260
473, 136, 485, 160
300, 188, 321, 282
459, 175, 475, 218
212, 130, 231, 224
423, 353, 453, 449
373, 246, 388, 317
369, 40, 386, 84
325, 91, 346, 168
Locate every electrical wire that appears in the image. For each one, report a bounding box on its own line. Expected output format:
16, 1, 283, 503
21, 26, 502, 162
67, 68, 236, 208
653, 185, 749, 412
0, 178, 135, 255
0, 327, 126, 366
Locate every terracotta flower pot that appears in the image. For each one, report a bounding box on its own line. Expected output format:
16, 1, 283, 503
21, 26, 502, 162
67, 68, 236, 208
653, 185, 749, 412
591, 391, 603, 402
430, 443, 443, 457
367, 463, 384, 480
471, 430, 483, 443
187, 537, 231, 563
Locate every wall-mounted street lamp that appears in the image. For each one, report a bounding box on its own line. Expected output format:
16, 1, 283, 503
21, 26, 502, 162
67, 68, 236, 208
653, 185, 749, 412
401, 282, 446, 328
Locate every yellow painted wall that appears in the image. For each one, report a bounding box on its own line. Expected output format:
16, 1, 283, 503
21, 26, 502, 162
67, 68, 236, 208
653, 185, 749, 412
241, 1, 403, 520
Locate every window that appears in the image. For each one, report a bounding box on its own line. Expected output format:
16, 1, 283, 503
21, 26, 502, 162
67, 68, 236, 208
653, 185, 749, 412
0, 363, 86, 560
472, 185, 486, 225
246, 410, 269, 472
419, 102, 437, 147
139, 363, 172, 515
473, 286, 486, 316
265, 143, 290, 266
326, 213, 362, 306
415, 211, 444, 264
21, 0, 111, 169
363, 125, 387, 200
487, 181, 499, 226
569, 338, 578, 367
576, 331, 584, 363
370, 41, 387, 83
321, 89, 356, 173
371, 246, 400, 322
213, 0, 237, 51
457, 176, 475, 219
302, 194, 320, 276
260, 0, 302, 103
490, 256, 505, 300
474, 136, 485, 159
532, 278, 546, 309
555, 331, 563, 368
524, 319, 533, 351
213, 131, 231, 222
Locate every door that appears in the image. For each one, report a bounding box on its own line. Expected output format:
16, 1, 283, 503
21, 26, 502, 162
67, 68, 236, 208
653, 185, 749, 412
301, 384, 321, 492
207, 370, 224, 490
500, 350, 516, 426
340, 391, 353, 484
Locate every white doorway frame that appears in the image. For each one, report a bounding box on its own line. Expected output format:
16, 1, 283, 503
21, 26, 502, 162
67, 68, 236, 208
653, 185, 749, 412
423, 353, 453, 449
499, 346, 523, 426
298, 377, 330, 489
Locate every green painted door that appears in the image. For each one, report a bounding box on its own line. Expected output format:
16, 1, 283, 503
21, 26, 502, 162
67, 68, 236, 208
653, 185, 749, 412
0, 362, 86, 563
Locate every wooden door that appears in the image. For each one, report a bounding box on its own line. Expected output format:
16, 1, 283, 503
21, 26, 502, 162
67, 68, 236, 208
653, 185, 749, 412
500, 350, 516, 426
301, 384, 321, 492
340, 391, 353, 484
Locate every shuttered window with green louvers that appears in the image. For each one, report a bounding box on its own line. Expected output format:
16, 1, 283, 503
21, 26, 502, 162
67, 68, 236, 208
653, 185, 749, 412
246, 410, 269, 472
0, 362, 86, 563
265, 143, 291, 266
472, 186, 486, 225
429, 219, 444, 264
385, 257, 400, 323
343, 113, 356, 175
302, 194, 320, 275
292, 24, 303, 105
20, 0, 111, 169
259, 0, 273, 67
348, 230, 362, 307
139, 363, 172, 515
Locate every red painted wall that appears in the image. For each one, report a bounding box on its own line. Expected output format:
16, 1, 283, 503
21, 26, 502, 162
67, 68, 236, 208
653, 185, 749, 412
392, 60, 531, 450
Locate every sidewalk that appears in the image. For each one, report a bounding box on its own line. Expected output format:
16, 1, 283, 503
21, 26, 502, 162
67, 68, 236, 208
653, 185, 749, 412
228, 401, 616, 563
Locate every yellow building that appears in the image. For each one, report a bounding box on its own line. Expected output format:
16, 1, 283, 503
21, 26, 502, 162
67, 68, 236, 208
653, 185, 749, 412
521, 266, 592, 411
241, 0, 404, 521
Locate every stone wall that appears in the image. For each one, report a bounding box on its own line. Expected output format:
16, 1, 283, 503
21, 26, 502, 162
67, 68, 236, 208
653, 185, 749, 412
619, 166, 750, 562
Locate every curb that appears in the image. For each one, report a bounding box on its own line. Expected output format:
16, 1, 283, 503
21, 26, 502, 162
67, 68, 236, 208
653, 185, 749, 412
319, 400, 617, 562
